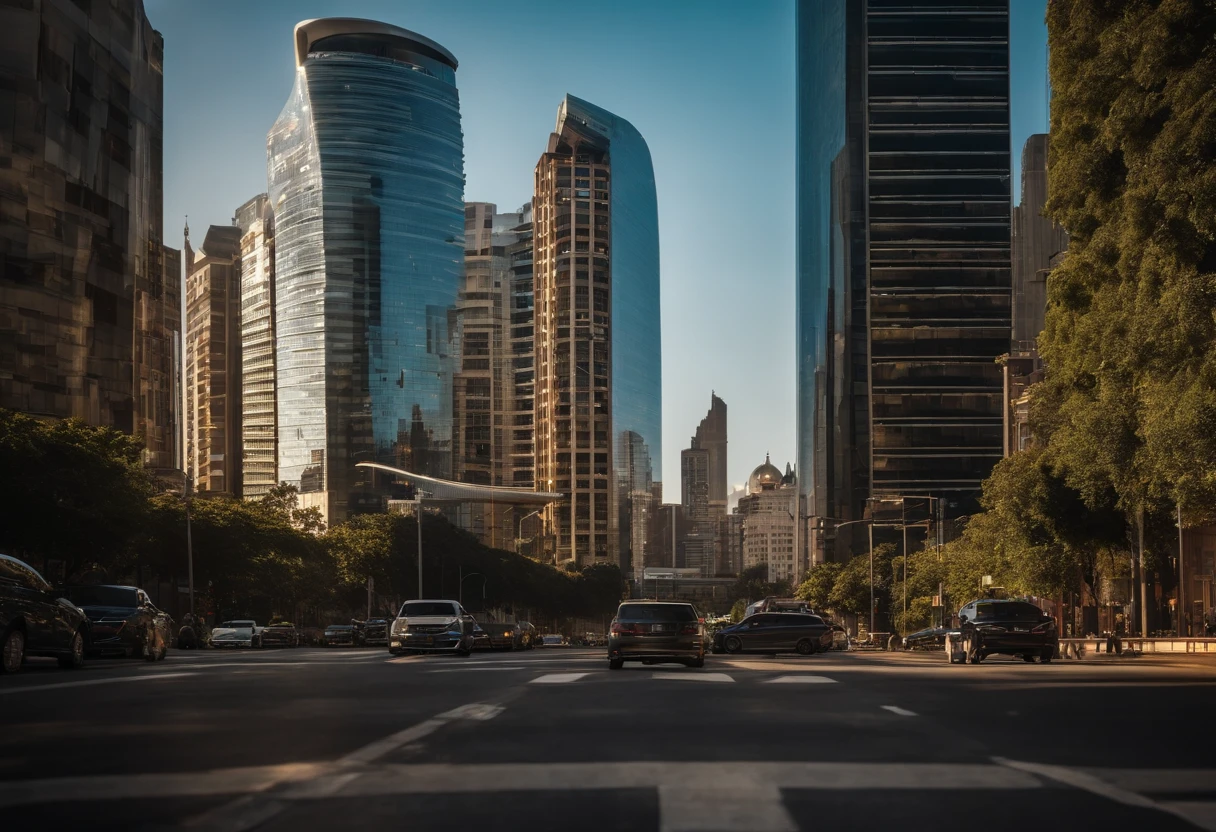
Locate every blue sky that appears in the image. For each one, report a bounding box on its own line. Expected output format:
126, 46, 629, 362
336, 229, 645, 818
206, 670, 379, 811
147, 0, 1048, 502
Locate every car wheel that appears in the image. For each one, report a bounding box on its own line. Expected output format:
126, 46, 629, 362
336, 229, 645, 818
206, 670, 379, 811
1022, 654, 1035, 663
609, 657, 624, 670
795, 639, 815, 656
59, 629, 86, 669
965, 635, 982, 664
723, 635, 742, 654
1, 626, 24, 674
1040, 648, 1054, 663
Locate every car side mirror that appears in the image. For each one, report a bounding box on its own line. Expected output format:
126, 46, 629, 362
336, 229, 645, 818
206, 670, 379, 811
958, 615, 968, 624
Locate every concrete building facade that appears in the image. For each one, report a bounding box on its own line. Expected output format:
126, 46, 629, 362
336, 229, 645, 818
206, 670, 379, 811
235, 194, 276, 497
184, 224, 242, 495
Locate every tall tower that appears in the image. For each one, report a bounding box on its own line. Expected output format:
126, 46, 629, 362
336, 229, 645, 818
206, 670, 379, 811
235, 194, 277, 498
533, 95, 661, 572
268, 18, 464, 523
796, 0, 1011, 560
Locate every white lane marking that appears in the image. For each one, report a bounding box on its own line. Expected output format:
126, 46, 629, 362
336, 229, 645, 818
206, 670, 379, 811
652, 672, 734, 683
0, 671, 197, 696
880, 705, 917, 717
438, 703, 504, 721
659, 784, 796, 832
386, 656, 423, 664
425, 666, 527, 673
1160, 801, 1216, 832
0, 760, 1046, 809
530, 672, 588, 684
1000, 759, 1216, 831
1082, 768, 1216, 793
337, 720, 448, 766
767, 675, 837, 684
182, 793, 288, 831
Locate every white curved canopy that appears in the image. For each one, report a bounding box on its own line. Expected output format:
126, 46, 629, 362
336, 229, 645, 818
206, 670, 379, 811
355, 462, 563, 505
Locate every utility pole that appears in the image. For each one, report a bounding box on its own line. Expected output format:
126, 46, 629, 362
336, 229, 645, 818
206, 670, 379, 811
1138, 505, 1147, 637
416, 494, 424, 599
1177, 501, 1186, 637
868, 519, 875, 639
901, 500, 908, 635
185, 472, 195, 618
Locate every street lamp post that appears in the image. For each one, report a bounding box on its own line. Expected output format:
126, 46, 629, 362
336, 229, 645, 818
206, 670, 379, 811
185, 472, 195, 618
415, 492, 425, 599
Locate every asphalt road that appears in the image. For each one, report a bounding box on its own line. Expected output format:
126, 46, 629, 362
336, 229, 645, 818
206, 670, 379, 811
2, 646, 1215, 831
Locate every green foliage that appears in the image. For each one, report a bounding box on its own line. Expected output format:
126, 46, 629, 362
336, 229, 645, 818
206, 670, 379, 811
1041, 0, 1216, 523
729, 599, 747, 622
829, 544, 894, 617
0, 410, 153, 577
795, 561, 842, 611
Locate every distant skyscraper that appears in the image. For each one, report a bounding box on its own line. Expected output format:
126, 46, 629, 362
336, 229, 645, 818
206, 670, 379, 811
507, 204, 536, 491
184, 225, 242, 495
694, 393, 728, 507
680, 445, 712, 576
268, 18, 464, 522
738, 456, 797, 584
533, 94, 661, 572
453, 201, 532, 547
0, 0, 171, 463
235, 194, 277, 498
1012, 134, 1068, 350
796, 0, 1012, 562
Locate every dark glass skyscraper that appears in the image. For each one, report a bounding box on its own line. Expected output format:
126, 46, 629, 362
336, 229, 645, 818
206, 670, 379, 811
797, 0, 1011, 559
268, 18, 464, 522
533, 95, 661, 573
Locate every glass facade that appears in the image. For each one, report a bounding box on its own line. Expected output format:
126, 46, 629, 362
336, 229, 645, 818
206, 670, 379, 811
533, 95, 661, 574
797, 0, 1011, 558
236, 194, 277, 498
0, 0, 173, 465
268, 20, 464, 522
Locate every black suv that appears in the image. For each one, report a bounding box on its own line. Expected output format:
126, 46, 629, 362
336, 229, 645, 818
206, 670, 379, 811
1, 554, 90, 673
958, 599, 1058, 663
608, 601, 706, 669
713, 612, 833, 656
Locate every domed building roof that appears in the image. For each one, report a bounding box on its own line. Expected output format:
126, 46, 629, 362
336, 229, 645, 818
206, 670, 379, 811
748, 454, 784, 494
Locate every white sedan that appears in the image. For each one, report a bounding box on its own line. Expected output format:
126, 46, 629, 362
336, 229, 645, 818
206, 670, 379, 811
210, 620, 263, 648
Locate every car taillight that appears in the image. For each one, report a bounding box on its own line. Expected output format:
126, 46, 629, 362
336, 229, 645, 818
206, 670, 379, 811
680, 624, 699, 635
611, 622, 638, 634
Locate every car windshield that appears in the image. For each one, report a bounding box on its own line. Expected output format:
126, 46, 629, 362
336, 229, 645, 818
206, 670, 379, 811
399, 602, 458, 617
220, 621, 253, 629
974, 602, 1041, 621
616, 604, 697, 622
62, 586, 138, 607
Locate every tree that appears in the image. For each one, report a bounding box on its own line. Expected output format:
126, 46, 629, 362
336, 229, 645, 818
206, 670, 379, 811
829, 544, 894, 619
796, 561, 842, 611
0, 409, 153, 578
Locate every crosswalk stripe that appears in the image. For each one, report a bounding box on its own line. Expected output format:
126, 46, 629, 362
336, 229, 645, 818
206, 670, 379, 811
881, 705, 917, 717
767, 675, 837, 684
531, 673, 588, 684
660, 784, 796, 832
652, 672, 734, 683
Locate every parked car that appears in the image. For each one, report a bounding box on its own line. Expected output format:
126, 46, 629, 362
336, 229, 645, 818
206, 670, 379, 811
608, 601, 706, 669
323, 624, 359, 646
260, 622, 300, 648
713, 612, 832, 656
360, 618, 389, 647
957, 599, 1058, 664
0, 554, 90, 673
487, 622, 522, 651
388, 599, 474, 656
518, 621, 539, 649
212, 620, 264, 648
903, 626, 953, 651
541, 633, 567, 647
61, 584, 173, 661
468, 617, 492, 650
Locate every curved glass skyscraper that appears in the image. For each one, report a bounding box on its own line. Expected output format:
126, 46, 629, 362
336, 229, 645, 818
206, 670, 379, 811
533, 95, 661, 573
268, 18, 464, 521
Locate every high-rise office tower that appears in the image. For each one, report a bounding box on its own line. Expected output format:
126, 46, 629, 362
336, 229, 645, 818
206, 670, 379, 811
235, 194, 277, 498
1011, 134, 1068, 350
454, 202, 531, 547
0, 0, 172, 463
268, 19, 464, 523
507, 204, 536, 492
796, 0, 1011, 561
680, 444, 712, 575
184, 224, 242, 495
695, 393, 728, 507
533, 95, 661, 572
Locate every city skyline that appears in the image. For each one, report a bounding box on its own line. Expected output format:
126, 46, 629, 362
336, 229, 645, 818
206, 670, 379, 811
147, 0, 1049, 499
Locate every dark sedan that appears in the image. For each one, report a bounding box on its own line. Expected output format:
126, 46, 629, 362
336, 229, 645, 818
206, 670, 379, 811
61, 584, 173, 661
260, 623, 300, 648
1, 554, 90, 673
486, 622, 522, 651
958, 599, 1058, 664
360, 619, 388, 647
903, 626, 952, 651
713, 612, 833, 656
608, 601, 706, 670
323, 624, 359, 646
